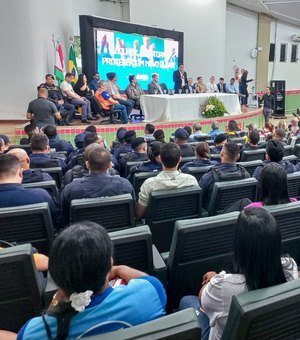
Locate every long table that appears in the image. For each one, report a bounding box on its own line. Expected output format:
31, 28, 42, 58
140, 93, 241, 122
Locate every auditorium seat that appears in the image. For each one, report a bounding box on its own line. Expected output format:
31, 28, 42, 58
85, 308, 201, 340
125, 160, 145, 178
237, 160, 263, 176
210, 153, 221, 161
239, 149, 266, 162
283, 145, 293, 156
40, 167, 63, 189
283, 154, 298, 164
294, 144, 300, 159
178, 156, 196, 169
226, 136, 246, 146
0, 203, 54, 255
208, 178, 258, 216
0, 244, 43, 332
109, 225, 166, 284
145, 186, 202, 253
23, 180, 60, 202
133, 171, 160, 198
9, 144, 31, 155
288, 136, 300, 147
70, 194, 135, 232
264, 201, 300, 264
167, 212, 238, 310
187, 165, 213, 181
287, 172, 300, 199
206, 140, 215, 146
193, 133, 211, 142
222, 279, 300, 340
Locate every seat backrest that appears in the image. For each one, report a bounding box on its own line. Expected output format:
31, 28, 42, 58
0, 244, 43, 332
227, 137, 246, 146
194, 134, 211, 142
208, 178, 258, 216
167, 212, 238, 309
146, 186, 202, 253
283, 154, 298, 164
133, 171, 160, 198
23, 180, 59, 202
187, 166, 212, 181
178, 157, 196, 169
0, 203, 54, 255
30, 158, 60, 168
288, 136, 300, 147
9, 144, 31, 155
283, 145, 293, 156
125, 161, 145, 178
83, 308, 201, 340
40, 167, 63, 189
109, 225, 154, 274
240, 149, 266, 162
237, 160, 263, 177
263, 201, 300, 264
287, 172, 300, 199
222, 279, 300, 340
294, 144, 300, 159
210, 153, 221, 161
70, 194, 135, 232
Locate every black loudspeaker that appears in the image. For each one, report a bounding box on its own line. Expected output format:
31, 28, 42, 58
270, 80, 285, 117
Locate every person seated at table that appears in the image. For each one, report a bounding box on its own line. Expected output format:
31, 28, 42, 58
187, 78, 196, 93
174, 128, 195, 157
206, 76, 218, 93
226, 78, 239, 94
147, 74, 164, 94
217, 77, 227, 93
125, 75, 144, 111
195, 76, 206, 93
181, 142, 218, 173
9, 221, 166, 340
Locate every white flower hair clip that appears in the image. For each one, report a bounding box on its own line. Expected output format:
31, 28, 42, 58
69, 290, 93, 312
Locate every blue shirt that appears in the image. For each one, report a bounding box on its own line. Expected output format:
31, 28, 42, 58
30, 153, 67, 173
89, 79, 99, 92
48, 136, 74, 156
114, 143, 133, 161
253, 160, 295, 181
18, 276, 166, 339
209, 128, 223, 140
22, 169, 53, 184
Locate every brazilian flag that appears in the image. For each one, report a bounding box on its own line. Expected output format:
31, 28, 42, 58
68, 43, 78, 85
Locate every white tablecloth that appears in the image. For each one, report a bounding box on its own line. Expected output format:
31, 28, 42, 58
140, 93, 241, 122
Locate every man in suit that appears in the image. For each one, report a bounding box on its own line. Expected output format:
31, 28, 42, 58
173, 64, 188, 93
217, 77, 227, 93
147, 74, 164, 94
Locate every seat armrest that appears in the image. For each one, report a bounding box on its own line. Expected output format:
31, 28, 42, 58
152, 245, 167, 286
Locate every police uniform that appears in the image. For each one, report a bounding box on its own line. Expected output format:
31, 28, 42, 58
179, 144, 195, 157
253, 160, 295, 181
114, 143, 133, 161
48, 136, 74, 156
128, 161, 162, 183
22, 169, 53, 184
181, 159, 218, 173
30, 153, 67, 173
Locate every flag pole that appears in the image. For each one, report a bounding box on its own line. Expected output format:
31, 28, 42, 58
52, 33, 56, 75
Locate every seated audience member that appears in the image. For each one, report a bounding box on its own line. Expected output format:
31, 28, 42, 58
260, 122, 275, 139
183, 125, 192, 139
12, 221, 166, 339
210, 133, 227, 154
110, 127, 127, 155
95, 81, 128, 124
179, 208, 298, 340
244, 123, 258, 144
273, 128, 287, 146
195, 76, 206, 93
125, 75, 144, 110
225, 78, 238, 94
209, 121, 222, 140
253, 140, 294, 180
128, 141, 163, 182
217, 77, 227, 93
106, 72, 134, 115
226, 120, 239, 138
0, 135, 10, 153
26, 88, 61, 128
29, 133, 67, 173
39, 73, 74, 125
174, 128, 195, 157
288, 118, 299, 137
187, 78, 195, 93
114, 130, 136, 161
246, 163, 297, 209
20, 124, 39, 145
206, 76, 218, 93
61, 148, 135, 219
0, 139, 5, 154
147, 73, 164, 94
190, 123, 204, 141
200, 142, 250, 209
143, 123, 155, 142
60, 73, 93, 124
89, 72, 100, 93
278, 120, 288, 132
153, 129, 166, 143
136, 143, 199, 220
43, 125, 74, 156
0, 154, 62, 227
120, 137, 149, 176
74, 73, 102, 118
7, 148, 52, 183
181, 142, 218, 173
242, 130, 260, 151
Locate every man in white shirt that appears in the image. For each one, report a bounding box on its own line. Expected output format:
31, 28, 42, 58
136, 142, 199, 220
60, 73, 93, 123
206, 76, 219, 93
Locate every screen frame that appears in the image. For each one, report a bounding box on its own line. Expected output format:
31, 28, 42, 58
79, 15, 184, 80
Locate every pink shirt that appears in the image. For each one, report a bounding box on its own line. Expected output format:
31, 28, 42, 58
245, 198, 297, 209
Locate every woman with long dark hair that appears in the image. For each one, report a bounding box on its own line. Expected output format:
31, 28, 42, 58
179, 208, 298, 340
239, 69, 253, 112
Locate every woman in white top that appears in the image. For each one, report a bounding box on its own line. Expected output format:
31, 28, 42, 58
179, 207, 298, 340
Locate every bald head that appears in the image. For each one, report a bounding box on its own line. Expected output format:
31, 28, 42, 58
8, 148, 30, 170
38, 87, 48, 98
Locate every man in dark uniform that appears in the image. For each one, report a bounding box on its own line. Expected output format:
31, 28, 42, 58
114, 130, 136, 161
61, 147, 135, 220
210, 133, 227, 154
200, 142, 250, 209
261, 87, 275, 123
43, 124, 74, 156
174, 128, 195, 157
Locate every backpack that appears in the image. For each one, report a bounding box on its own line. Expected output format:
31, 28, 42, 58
210, 164, 249, 183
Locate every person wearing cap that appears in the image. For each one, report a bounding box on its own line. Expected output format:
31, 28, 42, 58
120, 137, 148, 176
39, 74, 75, 125
210, 133, 227, 154
61, 147, 135, 220
0, 135, 10, 153
26, 88, 62, 128
209, 121, 223, 140
110, 128, 127, 155
174, 128, 195, 157
136, 143, 199, 220
114, 130, 136, 161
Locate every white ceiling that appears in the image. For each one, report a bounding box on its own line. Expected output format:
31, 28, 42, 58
227, 0, 300, 26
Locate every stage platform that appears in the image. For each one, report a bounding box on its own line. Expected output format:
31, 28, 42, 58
1, 108, 264, 147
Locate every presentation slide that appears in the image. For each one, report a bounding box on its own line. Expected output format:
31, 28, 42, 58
96, 29, 179, 90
